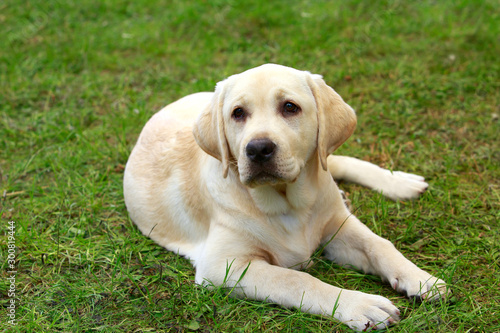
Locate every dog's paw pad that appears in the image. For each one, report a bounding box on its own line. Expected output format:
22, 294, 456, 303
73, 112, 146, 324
339, 189, 352, 211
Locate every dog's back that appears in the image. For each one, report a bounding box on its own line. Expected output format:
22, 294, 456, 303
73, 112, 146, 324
123, 92, 215, 259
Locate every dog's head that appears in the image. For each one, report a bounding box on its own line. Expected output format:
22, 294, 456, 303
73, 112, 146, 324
193, 64, 356, 187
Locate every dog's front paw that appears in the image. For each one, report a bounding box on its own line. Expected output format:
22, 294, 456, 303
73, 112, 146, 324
389, 269, 450, 301
337, 291, 400, 331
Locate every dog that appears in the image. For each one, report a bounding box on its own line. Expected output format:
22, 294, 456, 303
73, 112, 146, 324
123, 64, 448, 331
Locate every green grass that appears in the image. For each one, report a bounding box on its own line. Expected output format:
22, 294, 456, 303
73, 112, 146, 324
1, 0, 499, 331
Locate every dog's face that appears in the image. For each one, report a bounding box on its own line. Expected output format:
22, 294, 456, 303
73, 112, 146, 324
222, 66, 319, 186
193, 64, 357, 187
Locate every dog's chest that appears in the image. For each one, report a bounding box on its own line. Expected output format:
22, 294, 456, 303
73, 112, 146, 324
267, 213, 319, 268
277, 213, 301, 233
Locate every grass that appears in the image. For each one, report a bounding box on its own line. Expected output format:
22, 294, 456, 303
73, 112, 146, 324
1, 0, 498, 331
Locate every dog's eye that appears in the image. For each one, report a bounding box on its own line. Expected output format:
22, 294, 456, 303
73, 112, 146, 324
283, 102, 300, 115
232, 108, 246, 121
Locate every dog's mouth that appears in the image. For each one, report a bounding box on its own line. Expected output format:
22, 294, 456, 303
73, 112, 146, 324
244, 171, 287, 187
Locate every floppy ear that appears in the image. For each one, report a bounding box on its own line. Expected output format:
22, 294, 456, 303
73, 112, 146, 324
192, 81, 230, 178
309, 74, 357, 171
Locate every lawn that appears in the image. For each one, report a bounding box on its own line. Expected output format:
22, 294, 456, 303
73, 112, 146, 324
1, 0, 499, 332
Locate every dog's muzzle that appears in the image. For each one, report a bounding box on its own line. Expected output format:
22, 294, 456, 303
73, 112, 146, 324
244, 138, 284, 185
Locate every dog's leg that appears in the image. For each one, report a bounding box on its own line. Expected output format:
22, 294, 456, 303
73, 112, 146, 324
195, 226, 399, 332
327, 155, 428, 201
323, 214, 449, 301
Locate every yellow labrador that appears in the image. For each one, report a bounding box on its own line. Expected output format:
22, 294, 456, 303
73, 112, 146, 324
123, 64, 448, 331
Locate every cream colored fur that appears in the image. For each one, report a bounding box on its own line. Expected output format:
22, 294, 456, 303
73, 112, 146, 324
123, 64, 447, 331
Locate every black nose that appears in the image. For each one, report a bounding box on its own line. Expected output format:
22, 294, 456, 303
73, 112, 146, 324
246, 139, 276, 163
